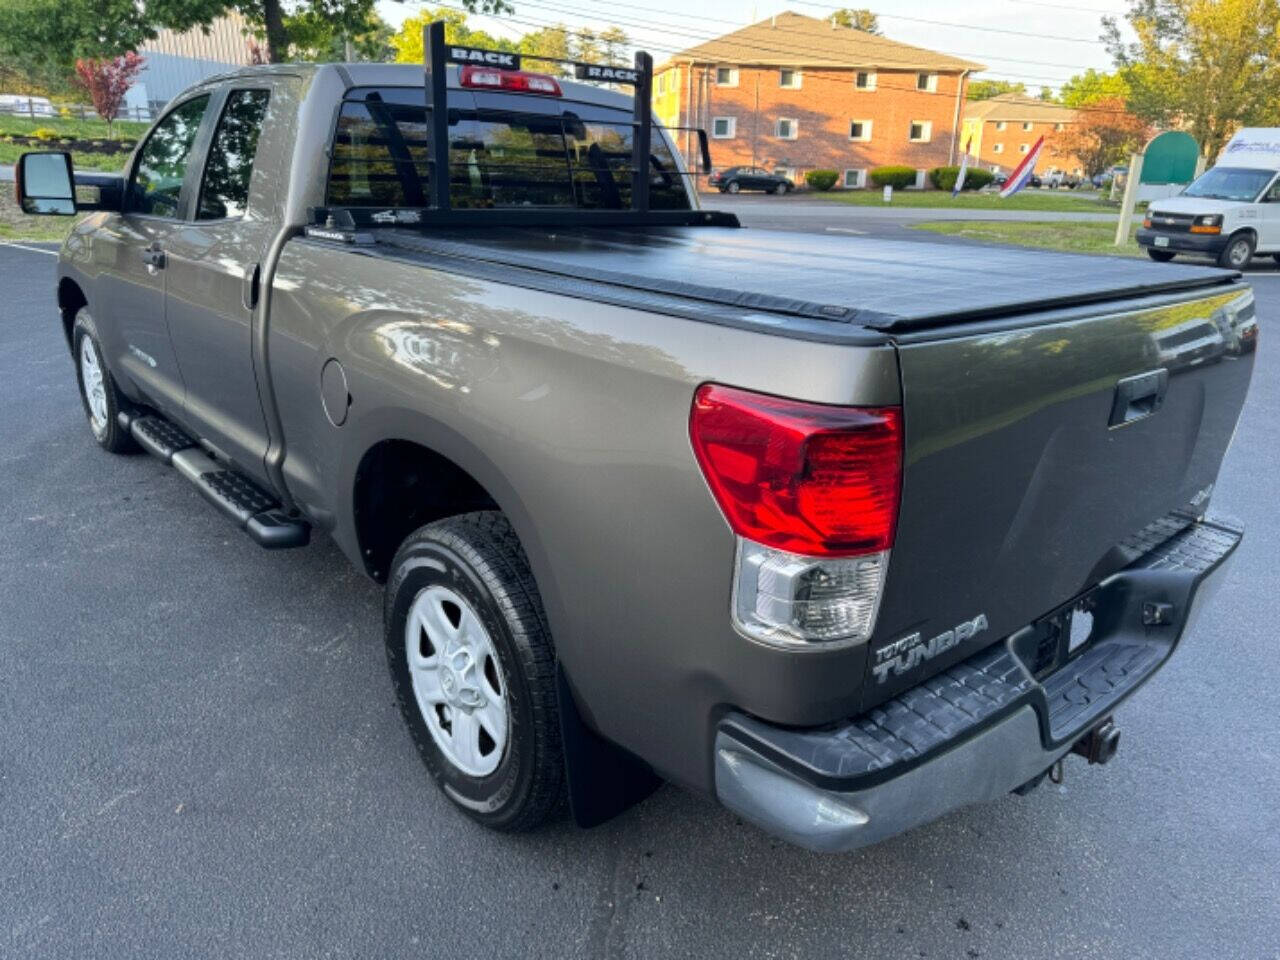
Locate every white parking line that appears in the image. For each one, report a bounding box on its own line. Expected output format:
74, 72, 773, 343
824, 227, 867, 236
0, 242, 57, 256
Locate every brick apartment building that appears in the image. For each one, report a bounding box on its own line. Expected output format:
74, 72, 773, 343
653, 11, 983, 189
961, 93, 1083, 178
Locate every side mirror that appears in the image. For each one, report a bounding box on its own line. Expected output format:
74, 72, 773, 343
16, 151, 76, 215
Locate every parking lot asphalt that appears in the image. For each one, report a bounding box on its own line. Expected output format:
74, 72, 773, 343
1, 240, 1277, 960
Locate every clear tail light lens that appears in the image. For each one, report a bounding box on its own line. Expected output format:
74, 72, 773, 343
690, 384, 903, 649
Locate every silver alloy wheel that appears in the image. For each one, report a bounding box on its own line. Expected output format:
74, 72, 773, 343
79, 336, 108, 438
1228, 238, 1251, 267
405, 584, 509, 777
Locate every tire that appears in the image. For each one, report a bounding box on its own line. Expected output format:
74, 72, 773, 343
773, 182, 788, 195
72, 309, 137, 454
1217, 232, 1254, 270
1146, 248, 1176, 262
384, 511, 565, 832
726, 181, 741, 194
1270, 253, 1280, 265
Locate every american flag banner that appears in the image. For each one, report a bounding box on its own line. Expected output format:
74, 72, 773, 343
999, 135, 1045, 198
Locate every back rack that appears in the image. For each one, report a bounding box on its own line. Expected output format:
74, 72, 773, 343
309, 19, 738, 235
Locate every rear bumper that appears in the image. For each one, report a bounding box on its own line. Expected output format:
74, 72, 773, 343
1136, 228, 1228, 255
714, 516, 1242, 852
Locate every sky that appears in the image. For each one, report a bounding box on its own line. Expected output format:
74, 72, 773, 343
373, 0, 1138, 95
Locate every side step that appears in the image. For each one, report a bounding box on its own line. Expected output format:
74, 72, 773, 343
121, 412, 310, 550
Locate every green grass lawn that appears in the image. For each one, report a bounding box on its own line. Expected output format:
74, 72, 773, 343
0, 140, 129, 172
913, 219, 1144, 257
0, 114, 149, 140
820, 188, 1117, 213
0, 187, 75, 242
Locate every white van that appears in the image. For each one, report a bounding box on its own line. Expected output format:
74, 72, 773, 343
1137, 127, 1280, 269
0, 94, 55, 117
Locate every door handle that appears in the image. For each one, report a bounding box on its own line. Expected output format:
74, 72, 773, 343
1109, 368, 1169, 428
141, 243, 166, 271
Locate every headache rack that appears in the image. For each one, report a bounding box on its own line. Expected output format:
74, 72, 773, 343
310, 20, 739, 235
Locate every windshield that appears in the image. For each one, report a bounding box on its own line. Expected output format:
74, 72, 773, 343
1182, 166, 1275, 202
326, 86, 690, 212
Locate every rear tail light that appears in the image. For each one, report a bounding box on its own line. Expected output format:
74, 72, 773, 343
690, 384, 902, 649
459, 65, 562, 96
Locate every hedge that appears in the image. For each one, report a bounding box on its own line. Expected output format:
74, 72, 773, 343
928, 166, 995, 192
869, 165, 918, 189
805, 169, 839, 191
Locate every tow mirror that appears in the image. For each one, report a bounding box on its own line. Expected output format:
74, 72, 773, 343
16, 151, 76, 215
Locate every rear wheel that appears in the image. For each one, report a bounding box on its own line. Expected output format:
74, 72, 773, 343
726, 181, 741, 194
72, 309, 136, 454
773, 182, 788, 195
384, 511, 565, 831
1146, 248, 1176, 262
1217, 232, 1254, 270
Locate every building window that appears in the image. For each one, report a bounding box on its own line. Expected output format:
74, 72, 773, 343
995, 121, 1006, 131
854, 71, 876, 90
715, 66, 738, 87
1055, 122, 1065, 131
779, 68, 801, 89
843, 168, 866, 188
992, 143, 1004, 154
916, 72, 937, 92
848, 120, 872, 142
1019, 143, 1030, 153
908, 120, 932, 142
711, 116, 736, 139
656, 73, 666, 95
1022, 121, 1033, 131
775, 117, 798, 139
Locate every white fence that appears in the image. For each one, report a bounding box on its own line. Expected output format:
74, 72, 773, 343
0, 98, 154, 122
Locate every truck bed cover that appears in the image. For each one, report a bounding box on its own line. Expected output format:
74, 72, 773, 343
373, 225, 1240, 335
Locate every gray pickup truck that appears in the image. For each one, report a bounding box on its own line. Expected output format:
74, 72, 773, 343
16, 29, 1257, 852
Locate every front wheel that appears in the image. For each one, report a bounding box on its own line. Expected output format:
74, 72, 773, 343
773, 182, 788, 195
1146, 248, 1176, 262
384, 511, 565, 832
725, 181, 741, 194
1217, 233, 1254, 270
72, 309, 136, 454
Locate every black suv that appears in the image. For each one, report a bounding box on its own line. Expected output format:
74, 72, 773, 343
708, 166, 795, 194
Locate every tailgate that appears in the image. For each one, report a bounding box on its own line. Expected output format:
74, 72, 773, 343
864, 286, 1257, 706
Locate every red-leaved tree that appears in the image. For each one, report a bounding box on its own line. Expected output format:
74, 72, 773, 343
73, 52, 145, 139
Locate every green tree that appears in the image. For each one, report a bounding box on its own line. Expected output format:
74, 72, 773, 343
1103, 0, 1280, 157
1058, 68, 1130, 107
599, 26, 628, 64
288, 7, 393, 61
830, 8, 880, 33
518, 25, 571, 75
0, 0, 512, 75
966, 79, 1027, 101
391, 6, 516, 63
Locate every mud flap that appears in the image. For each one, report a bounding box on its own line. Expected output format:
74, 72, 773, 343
556, 664, 662, 827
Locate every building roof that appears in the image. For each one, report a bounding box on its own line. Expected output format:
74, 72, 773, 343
965, 93, 1078, 124
660, 11, 984, 72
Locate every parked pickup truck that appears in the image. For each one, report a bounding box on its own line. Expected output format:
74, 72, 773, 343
16, 31, 1257, 852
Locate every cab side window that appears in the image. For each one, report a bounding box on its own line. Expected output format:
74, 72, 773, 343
127, 95, 211, 217
197, 89, 272, 220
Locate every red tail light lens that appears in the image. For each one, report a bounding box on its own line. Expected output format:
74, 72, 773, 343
459, 65, 562, 96
689, 384, 902, 557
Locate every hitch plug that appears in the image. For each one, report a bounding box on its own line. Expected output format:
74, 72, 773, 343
1071, 718, 1120, 765
1143, 601, 1174, 626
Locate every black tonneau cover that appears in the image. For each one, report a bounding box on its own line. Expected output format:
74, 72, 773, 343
376, 225, 1238, 334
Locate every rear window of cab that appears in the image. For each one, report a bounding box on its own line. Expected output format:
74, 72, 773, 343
326, 86, 690, 211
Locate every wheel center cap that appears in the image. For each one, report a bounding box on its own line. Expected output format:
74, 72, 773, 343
440, 669, 458, 699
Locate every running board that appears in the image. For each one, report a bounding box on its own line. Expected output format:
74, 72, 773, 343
120, 412, 310, 550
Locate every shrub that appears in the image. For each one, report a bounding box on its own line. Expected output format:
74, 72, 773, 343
805, 169, 839, 191
32, 126, 59, 140
869, 165, 918, 189
929, 166, 994, 191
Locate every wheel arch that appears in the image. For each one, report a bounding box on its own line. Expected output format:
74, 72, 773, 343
57, 277, 88, 353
